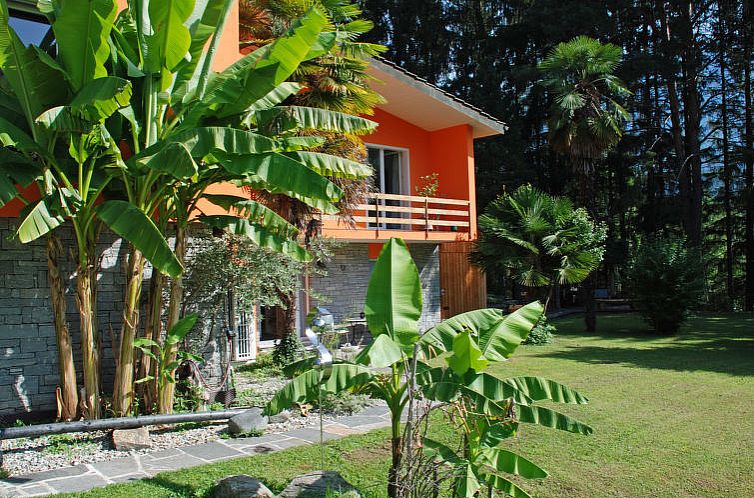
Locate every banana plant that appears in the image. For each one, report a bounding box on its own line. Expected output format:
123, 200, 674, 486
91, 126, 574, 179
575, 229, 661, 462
102, 1, 376, 416
417, 320, 592, 497
133, 313, 202, 414
0, 0, 181, 418
264, 238, 581, 497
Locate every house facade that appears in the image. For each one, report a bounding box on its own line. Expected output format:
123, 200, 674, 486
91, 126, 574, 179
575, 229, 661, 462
236, 59, 505, 359
0, 2, 503, 415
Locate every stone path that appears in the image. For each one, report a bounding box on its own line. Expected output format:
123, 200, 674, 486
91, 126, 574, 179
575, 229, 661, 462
0, 405, 393, 497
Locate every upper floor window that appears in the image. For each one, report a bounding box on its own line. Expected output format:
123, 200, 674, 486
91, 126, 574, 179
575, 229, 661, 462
367, 145, 409, 196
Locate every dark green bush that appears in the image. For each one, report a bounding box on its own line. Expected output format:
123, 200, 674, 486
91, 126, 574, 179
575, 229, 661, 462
626, 236, 704, 334
272, 332, 305, 366
524, 315, 555, 345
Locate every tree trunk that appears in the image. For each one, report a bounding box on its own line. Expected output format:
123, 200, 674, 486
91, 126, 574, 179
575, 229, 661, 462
388, 410, 403, 498
158, 224, 187, 414
680, 2, 703, 247
76, 254, 100, 419
652, 2, 689, 234
719, 9, 735, 308
46, 234, 78, 421
744, 0, 754, 311
112, 249, 146, 417
583, 276, 597, 333
137, 268, 164, 412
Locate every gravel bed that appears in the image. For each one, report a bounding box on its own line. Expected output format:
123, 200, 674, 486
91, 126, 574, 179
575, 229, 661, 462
1, 373, 376, 477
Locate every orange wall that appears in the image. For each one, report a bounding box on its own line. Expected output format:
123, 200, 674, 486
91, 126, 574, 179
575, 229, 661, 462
366, 109, 474, 201
365, 109, 477, 237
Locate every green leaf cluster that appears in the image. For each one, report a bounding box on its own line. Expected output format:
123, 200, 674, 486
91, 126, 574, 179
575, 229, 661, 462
265, 237, 592, 497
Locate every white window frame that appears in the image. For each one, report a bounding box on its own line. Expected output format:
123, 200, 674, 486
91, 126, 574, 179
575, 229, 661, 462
364, 143, 411, 196
365, 144, 411, 229
234, 306, 257, 361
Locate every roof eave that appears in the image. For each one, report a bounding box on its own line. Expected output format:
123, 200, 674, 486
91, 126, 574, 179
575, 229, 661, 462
368, 58, 508, 139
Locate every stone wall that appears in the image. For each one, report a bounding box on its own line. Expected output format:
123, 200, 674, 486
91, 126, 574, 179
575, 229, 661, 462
0, 218, 130, 419
0, 224, 443, 418
310, 242, 441, 332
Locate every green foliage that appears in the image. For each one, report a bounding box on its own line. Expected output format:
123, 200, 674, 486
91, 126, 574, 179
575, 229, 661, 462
415, 172, 440, 197
236, 352, 283, 381
524, 316, 556, 345
626, 236, 704, 334
272, 332, 306, 367
475, 185, 606, 303
173, 380, 206, 413
185, 235, 314, 313
364, 238, 422, 341
313, 391, 372, 415
539, 36, 631, 161
265, 237, 587, 498
133, 314, 204, 410
42, 434, 97, 456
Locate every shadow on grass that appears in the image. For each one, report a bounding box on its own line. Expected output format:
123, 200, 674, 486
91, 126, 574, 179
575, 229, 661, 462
545, 313, 754, 376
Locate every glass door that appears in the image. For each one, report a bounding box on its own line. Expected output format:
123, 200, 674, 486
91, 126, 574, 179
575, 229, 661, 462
367, 145, 408, 228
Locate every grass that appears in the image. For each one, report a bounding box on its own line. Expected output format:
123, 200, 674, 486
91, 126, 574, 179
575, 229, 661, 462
58, 313, 754, 498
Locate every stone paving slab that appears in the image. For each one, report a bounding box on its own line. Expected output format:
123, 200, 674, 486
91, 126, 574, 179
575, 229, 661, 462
140, 453, 207, 474
89, 457, 139, 479
0, 404, 393, 497
335, 415, 388, 428
180, 442, 245, 462
45, 474, 108, 494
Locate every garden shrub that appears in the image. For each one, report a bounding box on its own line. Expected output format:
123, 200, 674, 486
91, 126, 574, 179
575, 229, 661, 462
524, 315, 555, 345
314, 392, 372, 415
237, 352, 282, 379
272, 333, 305, 367
173, 380, 206, 412
626, 236, 704, 334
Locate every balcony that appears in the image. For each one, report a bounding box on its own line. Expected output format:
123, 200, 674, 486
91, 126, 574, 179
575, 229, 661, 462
321, 192, 473, 242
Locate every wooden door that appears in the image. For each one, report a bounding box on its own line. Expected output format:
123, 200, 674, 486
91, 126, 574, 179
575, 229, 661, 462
440, 242, 487, 319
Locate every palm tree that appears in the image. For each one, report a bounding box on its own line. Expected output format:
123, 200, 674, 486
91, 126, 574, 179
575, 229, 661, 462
538, 36, 630, 331
475, 185, 606, 313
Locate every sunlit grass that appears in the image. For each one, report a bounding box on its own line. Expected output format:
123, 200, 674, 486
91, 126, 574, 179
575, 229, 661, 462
61, 313, 754, 498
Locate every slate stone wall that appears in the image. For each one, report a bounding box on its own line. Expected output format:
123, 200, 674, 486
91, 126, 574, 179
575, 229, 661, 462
0, 218, 130, 419
310, 242, 442, 332
0, 222, 444, 418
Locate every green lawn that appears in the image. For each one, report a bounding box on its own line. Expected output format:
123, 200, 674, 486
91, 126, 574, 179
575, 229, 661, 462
62, 313, 754, 497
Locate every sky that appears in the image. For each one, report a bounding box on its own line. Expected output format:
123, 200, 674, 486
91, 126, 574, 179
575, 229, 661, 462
9, 15, 49, 46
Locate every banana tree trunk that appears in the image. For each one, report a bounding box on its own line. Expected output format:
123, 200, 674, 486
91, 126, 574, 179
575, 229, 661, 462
76, 255, 100, 419
388, 408, 403, 498
158, 224, 187, 414
112, 249, 146, 417
46, 234, 79, 421
137, 268, 165, 413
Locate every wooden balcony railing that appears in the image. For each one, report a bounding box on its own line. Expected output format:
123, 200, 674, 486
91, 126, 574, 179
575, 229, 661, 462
323, 192, 471, 233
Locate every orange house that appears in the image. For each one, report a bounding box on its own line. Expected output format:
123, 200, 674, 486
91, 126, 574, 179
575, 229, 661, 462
0, 2, 507, 363
123, 4, 509, 354
247, 59, 507, 354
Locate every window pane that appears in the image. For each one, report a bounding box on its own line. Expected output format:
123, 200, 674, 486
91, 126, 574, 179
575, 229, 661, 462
367, 147, 381, 191
383, 150, 402, 195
